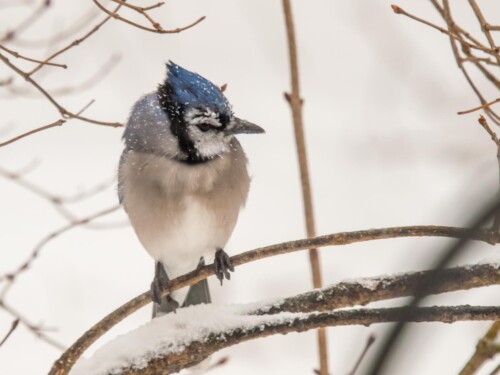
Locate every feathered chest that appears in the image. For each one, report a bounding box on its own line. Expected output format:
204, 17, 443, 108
118, 144, 250, 262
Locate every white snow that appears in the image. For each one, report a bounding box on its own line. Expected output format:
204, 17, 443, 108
70, 304, 308, 375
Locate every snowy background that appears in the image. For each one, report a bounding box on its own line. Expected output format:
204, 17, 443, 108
0, 0, 499, 374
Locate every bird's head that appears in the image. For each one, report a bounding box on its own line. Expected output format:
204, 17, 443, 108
157, 61, 264, 163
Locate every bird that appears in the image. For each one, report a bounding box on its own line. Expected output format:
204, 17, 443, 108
118, 61, 264, 316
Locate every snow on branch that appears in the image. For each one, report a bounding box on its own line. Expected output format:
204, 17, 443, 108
50, 230, 500, 375
67, 262, 500, 375
72, 304, 500, 375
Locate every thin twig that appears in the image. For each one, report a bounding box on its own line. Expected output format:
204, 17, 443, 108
110, 0, 165, 30
8, 54, 119, 97
0, 44, 66, 68
391, 4, 497, 56
10, 7, 100, 49
0, 205, 120, 284
458, 98, 500, 115
48, 226, 500, 375
0, 319, 19, 348
468, 0, 500, 66
422, 1, 500, 125
0, 0, 51, 42
92, 0, 205, 34
0, 118, 65, 147
282, 1, 327, 373
0, 300, 65, 350
27, 3, 123, 76
0, 51, 122, 127
0, 99, 102, 147
347, 335, 376, 375
459, 321, 500, 375
477, 115, 499, 145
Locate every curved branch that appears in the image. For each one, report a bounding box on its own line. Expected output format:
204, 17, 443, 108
49, 225, 499, 375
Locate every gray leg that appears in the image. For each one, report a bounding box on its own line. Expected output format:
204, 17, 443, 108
214, 248, 235, 285
151, 262, 179, 317
182, 258, 211, 307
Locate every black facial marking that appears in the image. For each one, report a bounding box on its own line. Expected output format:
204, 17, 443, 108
218, 113, 230, 128
157, 82, 212, 164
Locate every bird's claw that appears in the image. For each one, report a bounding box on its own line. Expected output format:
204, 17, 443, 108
151, 262, 179, 312
214, 248, 234, 285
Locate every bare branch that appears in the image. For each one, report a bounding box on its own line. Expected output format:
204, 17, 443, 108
282, 0, 327, 372
458, 98, 500, 115
0, 51, 122, 128
0, 118, 65, 147
477, 115, 499, 146
391, 4, 498, 56
0, 44, 66, 68
92, 0, 205, 34
249, 263, 500, 316
468, 0, 500, 66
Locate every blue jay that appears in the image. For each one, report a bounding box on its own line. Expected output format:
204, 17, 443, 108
118, 62, 264, 316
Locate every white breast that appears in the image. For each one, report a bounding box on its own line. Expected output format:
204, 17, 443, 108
146, 195, 226, 279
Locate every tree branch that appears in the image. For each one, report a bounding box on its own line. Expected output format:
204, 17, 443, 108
282, 0, 327, 372
78, 305, 500, 375
49, 256, 500, 375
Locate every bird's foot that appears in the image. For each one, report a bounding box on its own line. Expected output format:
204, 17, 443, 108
214, 248, 234, 285
151, 262, 179, 312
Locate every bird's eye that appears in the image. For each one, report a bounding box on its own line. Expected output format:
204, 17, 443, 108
196, 123, 212, 132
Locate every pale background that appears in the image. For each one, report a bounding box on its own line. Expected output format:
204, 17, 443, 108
0, 0, 499, 374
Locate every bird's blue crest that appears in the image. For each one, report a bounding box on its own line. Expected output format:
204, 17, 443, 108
165, 61, 231, 115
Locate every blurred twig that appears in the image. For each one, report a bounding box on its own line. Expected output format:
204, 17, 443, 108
367, 199, 500, 374
7, 54, 120, 97
0, 0, 51, 42
0, 205, 120, 286
0, 318, 19, 348
27, 3, 123, 76
347, 335, 376, 375
10, 7, 100, 48
459, 321, 500, 375
282, 1, 328, 373
0, 300, 65, 350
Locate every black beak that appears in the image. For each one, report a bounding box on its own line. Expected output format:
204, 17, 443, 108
224, 117, 265, 135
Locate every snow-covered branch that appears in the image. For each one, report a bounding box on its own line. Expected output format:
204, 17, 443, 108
58, 261, 500, 375
73, 305, 500, 375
